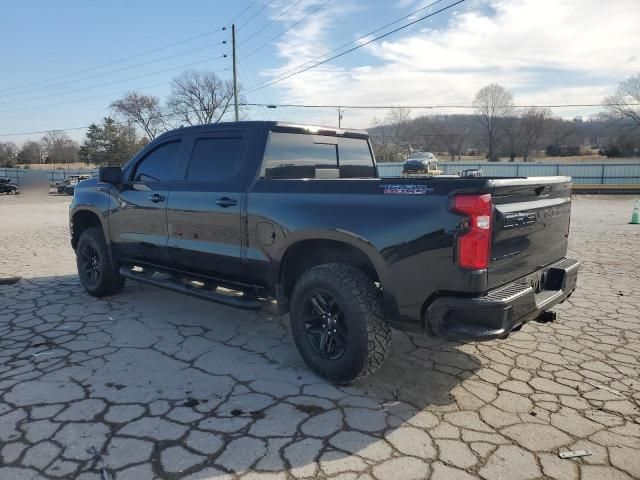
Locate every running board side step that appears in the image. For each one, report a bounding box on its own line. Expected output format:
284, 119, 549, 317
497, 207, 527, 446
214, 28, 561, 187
118, 267, 264, 310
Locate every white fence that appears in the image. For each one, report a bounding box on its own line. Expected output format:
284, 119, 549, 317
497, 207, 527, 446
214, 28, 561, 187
376, 162, 640, 184
0, 168, 98, 185
3, 162, 640, 185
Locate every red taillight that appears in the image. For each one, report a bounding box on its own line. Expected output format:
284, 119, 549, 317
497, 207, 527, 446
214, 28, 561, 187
451, 194, 492, 270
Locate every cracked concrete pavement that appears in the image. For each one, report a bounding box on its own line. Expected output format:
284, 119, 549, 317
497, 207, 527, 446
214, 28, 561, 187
0, 193, 639, 480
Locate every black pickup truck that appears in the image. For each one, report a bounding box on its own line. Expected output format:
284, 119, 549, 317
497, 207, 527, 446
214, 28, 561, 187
70, 121, 579, 383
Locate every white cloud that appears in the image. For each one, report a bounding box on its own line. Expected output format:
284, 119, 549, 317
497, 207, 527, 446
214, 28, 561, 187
257, 0, 640, 127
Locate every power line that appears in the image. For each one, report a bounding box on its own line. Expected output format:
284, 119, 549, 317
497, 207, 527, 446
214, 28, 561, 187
3, 121, 631, 138
0, 30, 227, 96
0, 126, 95, 137
245, 0, 447, 89
4, 101, 637, 137
0, 58, 229, 107
241, 0, 464, 95
237, 0, 277, 29
238, 0, 306, 47
0, 106, 225, 137
241, 0, 334, 60
0, 41, 228, 100
226, 0, 261, 27
245, 102, 633, 109
2, 97, 633, 119
0, 1, 317, 112
0, 80, 172, 115
0, 1, 259, 96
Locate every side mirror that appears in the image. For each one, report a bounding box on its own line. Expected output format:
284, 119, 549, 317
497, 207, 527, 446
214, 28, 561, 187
98, 166, 122, 184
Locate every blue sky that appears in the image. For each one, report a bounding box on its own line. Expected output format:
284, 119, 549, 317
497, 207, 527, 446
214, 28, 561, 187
1, 0, 638, 144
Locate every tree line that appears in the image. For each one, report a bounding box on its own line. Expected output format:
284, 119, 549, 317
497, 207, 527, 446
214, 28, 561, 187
371, 76, 640, 162
0, 69, 234, 167
1, 71, 639, 167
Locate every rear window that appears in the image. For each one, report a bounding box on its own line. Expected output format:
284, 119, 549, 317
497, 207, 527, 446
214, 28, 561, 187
261, 132, 374, 179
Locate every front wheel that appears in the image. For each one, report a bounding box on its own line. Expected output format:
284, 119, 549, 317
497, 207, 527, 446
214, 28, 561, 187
289, 263, 391, 384
76, 227, 125, 297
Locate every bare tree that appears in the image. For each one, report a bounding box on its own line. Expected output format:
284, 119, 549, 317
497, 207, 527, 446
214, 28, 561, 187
386, 107, 411, 146
167, 70, 234, 126
0, 142, 18, 167
41, 130, 79, 164
544, 117, 578, 155
503, 115, 523, 162
432, 118, 469, 161
370, 117, 406, 162
519, 107, 552, 161
111, 92, 167, 139
442, 130, 468, 161
17, 141, 44, 164
473, 84, 514, 161
604, 74, 640, 125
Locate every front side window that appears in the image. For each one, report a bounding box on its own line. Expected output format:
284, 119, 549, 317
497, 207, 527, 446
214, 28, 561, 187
186, 137, 244, 182
261, 132, 374, 179
133, 141, 181, 182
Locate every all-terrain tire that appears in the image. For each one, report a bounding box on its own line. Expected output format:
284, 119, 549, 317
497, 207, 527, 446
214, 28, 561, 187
76, 226, 125, 297
289, 263, 391, 384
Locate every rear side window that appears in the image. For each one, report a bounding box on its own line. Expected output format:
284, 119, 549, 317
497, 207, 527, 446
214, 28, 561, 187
261, 132, 374, 179
133, 141, 181, 182
186, 137, 243, 182
338, 137, 376, 178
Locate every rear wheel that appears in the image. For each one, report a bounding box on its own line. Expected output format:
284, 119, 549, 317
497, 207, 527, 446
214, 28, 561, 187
289, 263, 391, 384
76, 227, 125, 297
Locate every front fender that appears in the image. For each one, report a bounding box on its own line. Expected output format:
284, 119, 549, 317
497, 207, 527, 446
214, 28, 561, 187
69, 185, 112, 246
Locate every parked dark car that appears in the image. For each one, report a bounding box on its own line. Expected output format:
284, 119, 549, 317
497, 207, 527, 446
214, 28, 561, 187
69, 121, 579, 383
0, 177, 19, 194
402, 152, 443, 176
54, 175, 90, 194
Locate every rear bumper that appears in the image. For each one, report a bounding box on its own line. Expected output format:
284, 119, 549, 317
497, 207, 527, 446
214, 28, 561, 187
424, 257, 579, 340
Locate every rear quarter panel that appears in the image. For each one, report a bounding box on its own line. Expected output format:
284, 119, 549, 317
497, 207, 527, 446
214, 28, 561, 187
247, 178, 492, 323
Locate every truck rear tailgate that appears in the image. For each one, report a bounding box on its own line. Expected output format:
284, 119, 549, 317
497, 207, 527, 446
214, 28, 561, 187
489, 177, 572, 289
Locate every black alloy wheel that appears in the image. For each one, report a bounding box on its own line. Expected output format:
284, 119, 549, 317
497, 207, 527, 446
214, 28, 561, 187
79, 243, 101, 285
75, 226, 125, 297
303, 291, 348, 360
289, 263, 391, 384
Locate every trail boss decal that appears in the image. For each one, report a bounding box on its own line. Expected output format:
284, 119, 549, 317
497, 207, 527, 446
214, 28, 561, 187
380, 184, 433, 195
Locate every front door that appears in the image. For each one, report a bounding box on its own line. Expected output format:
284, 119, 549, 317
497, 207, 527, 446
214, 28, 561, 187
109, 138, 183, 266
166, 132, 248, 282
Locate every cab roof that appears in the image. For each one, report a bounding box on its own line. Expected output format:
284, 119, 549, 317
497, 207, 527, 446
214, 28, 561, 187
156, 121, 369, 140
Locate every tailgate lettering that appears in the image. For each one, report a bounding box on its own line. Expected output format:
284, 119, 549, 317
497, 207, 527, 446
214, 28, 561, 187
503, 212, 536, 229
380, 184, 434, 195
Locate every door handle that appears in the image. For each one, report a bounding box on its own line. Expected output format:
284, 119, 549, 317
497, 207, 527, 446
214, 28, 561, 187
149, 193, 165, 203
216, 197, 237, 207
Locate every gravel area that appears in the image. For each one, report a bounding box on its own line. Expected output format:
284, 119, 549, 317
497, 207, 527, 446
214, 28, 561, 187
0, 193, 639, 480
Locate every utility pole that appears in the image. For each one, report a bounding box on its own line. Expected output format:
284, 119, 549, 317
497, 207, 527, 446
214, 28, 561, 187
338, 107, 343, 128
232, 24, 239, 122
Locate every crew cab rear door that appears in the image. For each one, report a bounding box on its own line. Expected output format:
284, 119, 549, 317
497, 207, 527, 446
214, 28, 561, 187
488, 177, 572, 288
166, 130, 249, 282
